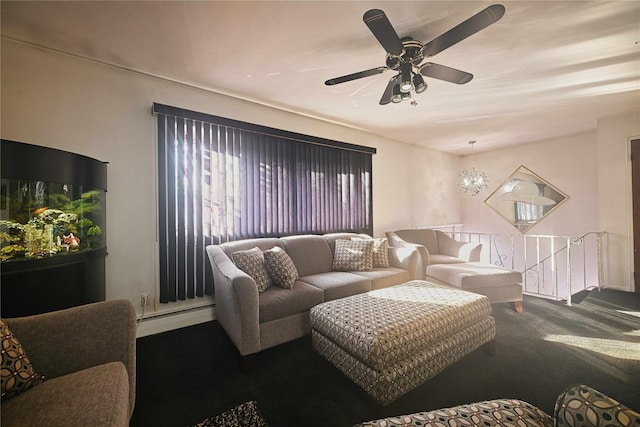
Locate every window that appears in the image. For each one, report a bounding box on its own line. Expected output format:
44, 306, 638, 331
153, 103, 376, 303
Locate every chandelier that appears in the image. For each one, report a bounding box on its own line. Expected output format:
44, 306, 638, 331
459, 141, 489, 196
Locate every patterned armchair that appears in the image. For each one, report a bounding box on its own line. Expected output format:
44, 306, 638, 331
354, 384, 639, 427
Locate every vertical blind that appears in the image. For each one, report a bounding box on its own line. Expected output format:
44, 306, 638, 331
153, 103, 376, 303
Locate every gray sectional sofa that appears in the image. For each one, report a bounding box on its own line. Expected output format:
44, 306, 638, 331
205, 233, 418, 361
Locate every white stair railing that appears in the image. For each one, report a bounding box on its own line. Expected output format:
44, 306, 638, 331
443, 230, 604, 304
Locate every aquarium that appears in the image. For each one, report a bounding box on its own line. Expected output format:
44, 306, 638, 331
1, 140, 108, 317
1, 182, 105, 261
1, 142, 106, 262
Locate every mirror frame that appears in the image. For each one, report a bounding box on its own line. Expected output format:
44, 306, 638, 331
484, 165, 568, 233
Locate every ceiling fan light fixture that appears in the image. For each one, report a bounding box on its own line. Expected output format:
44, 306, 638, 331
399, 63, 413, 93
391, 83, 402, 103
399, 80, 413, 93
413, 74, 427, 93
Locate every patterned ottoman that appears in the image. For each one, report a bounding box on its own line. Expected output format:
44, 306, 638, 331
310, 280, 496, 405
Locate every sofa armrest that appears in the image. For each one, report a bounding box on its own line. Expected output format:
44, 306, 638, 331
206, 245, 261, 356
554, 384, 640, 427
436, 231, 482, 262
459, 242, 483, 262
387, 246, 419, 280
4, 299, 136, 416
386, 232, 430, 279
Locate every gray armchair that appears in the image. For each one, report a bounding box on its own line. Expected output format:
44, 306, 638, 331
1, 300, 136, 427
386, 229, 482, 279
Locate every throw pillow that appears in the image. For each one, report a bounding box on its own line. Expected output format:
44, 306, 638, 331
333, 239, 374, 271
263, 246, 299, 290
1, 319, 46, 400
352, 237, 390, 268
231, 247, 273, 293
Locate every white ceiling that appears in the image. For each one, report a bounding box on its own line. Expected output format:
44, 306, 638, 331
2, 1, 639, 154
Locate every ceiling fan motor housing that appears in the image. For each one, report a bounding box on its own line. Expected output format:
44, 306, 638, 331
385, 38, 425, 71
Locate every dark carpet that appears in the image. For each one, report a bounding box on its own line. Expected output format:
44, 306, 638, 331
130, 289, 640, 427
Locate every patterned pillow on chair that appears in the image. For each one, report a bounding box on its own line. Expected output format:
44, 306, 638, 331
1, 319, 46, 400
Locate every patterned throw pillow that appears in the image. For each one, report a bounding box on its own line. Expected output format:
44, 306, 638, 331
232, 247, 273, 293
554, 384, 640, 427
1, 319, 46, 400
192, 400, 268, 427
353, 237, 389, 268
333, 239, 374, 271
264, 246, 299, 290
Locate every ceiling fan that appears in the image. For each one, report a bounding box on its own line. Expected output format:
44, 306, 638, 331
325, 4, 505, 106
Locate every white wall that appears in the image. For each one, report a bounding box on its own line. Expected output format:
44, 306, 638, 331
1, 40, 461, 323
596, 109, 640, 291
461, 109, 640, 292
461, 131, 599, 236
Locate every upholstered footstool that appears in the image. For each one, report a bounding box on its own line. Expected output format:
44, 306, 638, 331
426, 262, 523, 313
310, 280, 496, 405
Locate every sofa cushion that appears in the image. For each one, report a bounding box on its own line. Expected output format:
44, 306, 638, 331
0, 362, 129, 427
333, 239, 374, 271
426, 262, 522, 290
231, 247, 273, 293
0, 319, 46, 400
281, 235, 334, 276
220, 238, 284, 258
428, 254, 467, 265
353, 267, 410, 290
258, 282, 324, 323
435, 230, 460, 255
299, 272, 371, 301
394, 229, 438, 254
264, 246, 299, 289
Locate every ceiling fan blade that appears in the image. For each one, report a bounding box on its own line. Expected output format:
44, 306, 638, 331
419, 62, 473, 84
325, 67, 387, 86
379, 76, 398, 105
363, 9, 404, 56
422, 4, 505, 57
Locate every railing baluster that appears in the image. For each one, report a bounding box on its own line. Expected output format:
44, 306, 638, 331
443, 229, 603, 304
566, 238, 572, 306
550, 237, 556, 300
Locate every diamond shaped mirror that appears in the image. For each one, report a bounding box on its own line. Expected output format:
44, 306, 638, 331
484, 165, 568, 233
